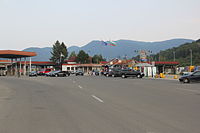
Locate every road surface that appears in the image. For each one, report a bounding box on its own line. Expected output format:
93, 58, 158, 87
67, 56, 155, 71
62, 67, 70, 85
0, 76, 200, 133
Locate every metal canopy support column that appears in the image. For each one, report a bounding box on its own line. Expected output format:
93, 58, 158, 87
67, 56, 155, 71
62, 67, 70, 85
11, 58, 13, 76
15, 58, 18, 76
24, 57, 27, 76
163, 65, 165, 74
29, 57, 32, 72
19, 58, 22, 77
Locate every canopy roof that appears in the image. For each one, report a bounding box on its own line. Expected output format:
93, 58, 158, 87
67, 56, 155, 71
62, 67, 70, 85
135, 63, 153, 67
0, 50, 37, 58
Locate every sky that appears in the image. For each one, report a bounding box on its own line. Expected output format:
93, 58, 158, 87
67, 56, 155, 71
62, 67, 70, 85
0, 0, 199, 50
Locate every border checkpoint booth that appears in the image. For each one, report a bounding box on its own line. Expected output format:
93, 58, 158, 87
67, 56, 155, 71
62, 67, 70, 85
135, 62, 157, 77
0, 50, 37, 76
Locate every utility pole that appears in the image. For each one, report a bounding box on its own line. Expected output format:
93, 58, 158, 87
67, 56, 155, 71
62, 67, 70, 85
173, 51, 176, 62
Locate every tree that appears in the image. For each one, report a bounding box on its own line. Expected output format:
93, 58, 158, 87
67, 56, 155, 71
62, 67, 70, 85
92, 54, 105, 64
50, 40, 68, 70
76, 50, 89, 64
150, 39, 200, 66
69, 51, 77, 59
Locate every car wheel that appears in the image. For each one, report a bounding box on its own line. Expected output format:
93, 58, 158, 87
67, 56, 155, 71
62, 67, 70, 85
106, 74, 109, 77
55, 74, 58, 77
137, 74, 142, 78
183, 78, 190, 83
122, 74, 126, 78
112, 74, 115, 77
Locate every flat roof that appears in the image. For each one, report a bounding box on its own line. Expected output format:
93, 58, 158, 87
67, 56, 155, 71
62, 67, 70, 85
0, 50, 37, 58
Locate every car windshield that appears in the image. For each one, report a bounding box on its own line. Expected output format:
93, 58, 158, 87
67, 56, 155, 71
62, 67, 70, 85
30, 71, 36, 73
192, 71, 200, 76
52, 70, 60, 73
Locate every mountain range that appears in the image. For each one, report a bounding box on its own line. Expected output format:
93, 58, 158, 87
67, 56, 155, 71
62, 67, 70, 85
23, 39, 194, 61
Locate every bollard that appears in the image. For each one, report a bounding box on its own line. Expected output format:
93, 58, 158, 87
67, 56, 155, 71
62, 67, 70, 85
160, 73, 165, 78
160, 73, 163, 78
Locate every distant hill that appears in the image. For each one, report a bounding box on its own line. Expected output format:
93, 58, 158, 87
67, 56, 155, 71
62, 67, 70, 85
23, 39, 194, 61
23, 47, 52, 61
152, 39, 200, 66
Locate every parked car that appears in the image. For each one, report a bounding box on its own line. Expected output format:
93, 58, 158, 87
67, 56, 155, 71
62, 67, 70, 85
120, 69, 144, 78
38, 68, 53, 76
50, 70, 70, 77
103, 71, 109, 77
105, 69, 122, 77
70, 71, 76, 75
93, 70, 100, 76
29, 71, 37, 77
75, 70, 84, 76
110, 69, 122, 77
181, 72, 193, 76
179, 71, 200, 83
45, 71, 57, 77
0, 69, 6, 76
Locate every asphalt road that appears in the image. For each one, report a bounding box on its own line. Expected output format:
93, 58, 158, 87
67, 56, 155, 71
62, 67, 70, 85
0, 76, 200, 133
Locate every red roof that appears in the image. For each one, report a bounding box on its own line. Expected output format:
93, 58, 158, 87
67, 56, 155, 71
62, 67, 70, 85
63, 64, 80, 66
100, 61, 109, 64
138, 61, 179, 65
0, 60, 11, 62
17, 61, 55, 65
65, 56, 77, 62
0, 50, 37, 58
155, 61, 179, 65
62, 63, 103, 67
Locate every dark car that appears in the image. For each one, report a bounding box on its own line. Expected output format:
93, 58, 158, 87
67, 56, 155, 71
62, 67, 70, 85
110, 69, 122, 77
29, 71, 37, 77
75, 70, 84, 76
103, 71, 109, 77
179, 71, 200, 83
93, 70, 100, 76
50, 70, 70, 77
105, 69, 122, 77
120, 69, 144, 78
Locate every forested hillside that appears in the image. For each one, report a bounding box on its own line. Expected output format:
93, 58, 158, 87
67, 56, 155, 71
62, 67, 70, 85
152, 39, 200, 66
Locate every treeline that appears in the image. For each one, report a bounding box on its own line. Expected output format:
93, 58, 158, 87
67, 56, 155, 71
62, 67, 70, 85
151, 39, 200, 66
68, 50, 105, 64
50, 40, 106, 68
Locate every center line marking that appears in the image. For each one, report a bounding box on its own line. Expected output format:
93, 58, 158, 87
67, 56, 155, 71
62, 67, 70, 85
78, 85, 83, 89
92, 95, 104, 103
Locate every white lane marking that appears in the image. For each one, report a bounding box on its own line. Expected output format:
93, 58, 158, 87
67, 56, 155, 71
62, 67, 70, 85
78, 85, 83, 89
92, 95, 104, 103
175, 88, 200, 93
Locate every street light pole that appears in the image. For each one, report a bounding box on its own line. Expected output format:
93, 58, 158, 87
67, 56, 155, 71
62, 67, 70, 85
190, 49, 193, 66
